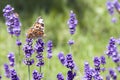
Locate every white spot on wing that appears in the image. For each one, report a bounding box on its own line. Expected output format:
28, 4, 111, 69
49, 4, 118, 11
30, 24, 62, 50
38, 18, 44, 24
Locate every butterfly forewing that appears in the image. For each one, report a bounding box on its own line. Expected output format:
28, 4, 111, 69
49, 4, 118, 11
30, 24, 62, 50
26, 16, 44, 39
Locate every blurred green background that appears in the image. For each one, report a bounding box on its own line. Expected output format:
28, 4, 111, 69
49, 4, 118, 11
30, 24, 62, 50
0, 0, 120, 80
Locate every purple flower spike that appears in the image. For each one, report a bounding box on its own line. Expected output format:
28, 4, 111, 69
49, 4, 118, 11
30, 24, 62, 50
24, 59, 34, 66
34, 38, 44, 54
93, 57, 100, 67
3, 5, 21, 36
4, 64, 10, 78
0, 75, 1, 79
36, 54, 44, 67
67, 10, 78, 35
32, 70, 43, 80
23, 38, 34, 58
13, 27, 21, 37
84, 62, 92, 80
16, 39, 22, 46
67, 70, 76, 80
116, 66, 120, 72
3, 5, 14, 18
111, 17, 117, 23
10, 69, 19, 80
58, 52, 66, 65
105, 37, 118, 57
100, 56, 106, 65
68, 39, 74, 46
106, 75, 110, 80
109, 69, 117, 80
65, 54, 75, 70
34, 38, 44, 67
8, 52, 15, 67
47, 40, 53, 59
113, 0, 120, 12
105, 37, 120, 64
57, 73, 64, 80
106, 1, 114, 15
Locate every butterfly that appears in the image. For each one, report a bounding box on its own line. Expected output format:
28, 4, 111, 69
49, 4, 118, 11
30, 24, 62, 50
26, 16, 45, 39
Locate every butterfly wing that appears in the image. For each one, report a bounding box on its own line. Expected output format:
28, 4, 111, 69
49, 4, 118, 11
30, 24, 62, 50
26, 17, 44, 39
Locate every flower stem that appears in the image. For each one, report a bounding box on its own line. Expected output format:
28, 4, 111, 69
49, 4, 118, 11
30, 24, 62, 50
69, 45, 72, 53
18, 46, 20, 56
17, 37, 21, 64
28, 65, 30, 80
39, 66, 41, 73
18, 46, 21, 63
11, 35, 13, 38
47, 59, 50, 79
69, 36, 73, 53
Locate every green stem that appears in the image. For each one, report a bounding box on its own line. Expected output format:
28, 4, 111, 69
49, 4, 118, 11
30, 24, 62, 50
17, 37, 21, 64
11, 35, 13, 38
18, 46, 20, 56
69, 45, 72, 53
69, 35, 73, 53
18, 46, 21, 63
47, 59, 50, 79
28, 65, 30, 80
39, 66, 41, 73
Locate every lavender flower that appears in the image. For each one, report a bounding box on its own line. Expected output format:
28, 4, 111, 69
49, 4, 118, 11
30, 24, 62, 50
93, 57, 101, 73
68, 39, 74, 46
101, 67, 106, 72
116, 66, 120, 72
89, 67, 103, 80
36, 54, 44, 67
34, 38, 44, 54
113, 0, 120, 12
24, 59, 34, 66
58, 52, 66, 65
112, 55, 120, 63
34, 38, 44, 67
100, 56, 106, 65
3, 4, 21, 36
106, 37, 117, 57
57, 73, 64, 80
67, 70, 76, 80
106, 1, 114, 15
84, 62, 92, 80
10, 69, 19, 80
111, 17, 117, 23
93, 57, 100, 67
3, 5, 14, 19
12, 13, 21, 37
16, 39, 22, 46
23, 38, 34, 58
106, 75, 110, 80
67, 10, 78, 35
93, 74, 103, 80
106, 37, 120, 64
65, 54, 75, 70
109, 69, 117, 80
32, 70, 43, 80
47, 40, 53, 59
0, 75, 1, 79
116, 37, 120, 44
4, 64, 10, 78
7, 52, 15, 67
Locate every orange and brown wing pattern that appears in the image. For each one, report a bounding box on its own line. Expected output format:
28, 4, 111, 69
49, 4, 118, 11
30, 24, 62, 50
26, 16, 44, 39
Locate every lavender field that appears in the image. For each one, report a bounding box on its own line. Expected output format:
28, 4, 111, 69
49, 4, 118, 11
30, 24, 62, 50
0, 0, 120, 80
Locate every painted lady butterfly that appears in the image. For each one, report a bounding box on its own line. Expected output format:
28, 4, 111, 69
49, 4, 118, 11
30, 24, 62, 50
26, 16, 45, 39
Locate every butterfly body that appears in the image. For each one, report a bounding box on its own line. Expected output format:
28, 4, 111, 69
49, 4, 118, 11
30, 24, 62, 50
26, 17, 44, 39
